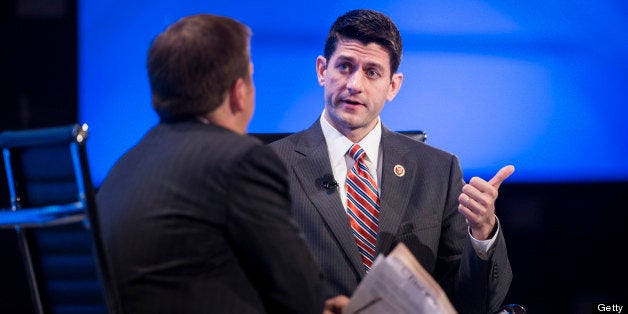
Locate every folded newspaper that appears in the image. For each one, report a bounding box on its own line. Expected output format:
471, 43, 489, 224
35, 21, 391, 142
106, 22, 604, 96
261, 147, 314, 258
344, 243, 457, 314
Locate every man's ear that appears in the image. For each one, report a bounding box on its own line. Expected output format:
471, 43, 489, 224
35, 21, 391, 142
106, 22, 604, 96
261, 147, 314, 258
229, 77, 246, 114
387, 72, 403, 102
316, 56, 327, 86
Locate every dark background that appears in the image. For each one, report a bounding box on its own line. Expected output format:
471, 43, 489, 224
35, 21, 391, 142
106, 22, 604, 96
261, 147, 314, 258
1, 1, 626, 313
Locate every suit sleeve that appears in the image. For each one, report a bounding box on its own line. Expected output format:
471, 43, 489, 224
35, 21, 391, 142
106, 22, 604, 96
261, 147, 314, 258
441, 155, 513, 314
225, 144, 326, 314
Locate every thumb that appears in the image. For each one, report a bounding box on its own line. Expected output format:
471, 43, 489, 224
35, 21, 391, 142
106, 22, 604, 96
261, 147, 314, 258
488, 165, 515, 188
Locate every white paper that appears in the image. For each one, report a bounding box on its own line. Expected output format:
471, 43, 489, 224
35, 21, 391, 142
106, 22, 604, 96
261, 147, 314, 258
345, 243, 457, 314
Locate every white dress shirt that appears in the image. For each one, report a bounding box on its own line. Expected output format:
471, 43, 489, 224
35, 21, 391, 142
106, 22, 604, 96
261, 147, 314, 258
320, 113, 382, 212
318, 112, 498, 259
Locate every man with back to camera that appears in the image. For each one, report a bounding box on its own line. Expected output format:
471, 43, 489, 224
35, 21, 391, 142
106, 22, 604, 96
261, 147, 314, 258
269, 9, 515, 314
96, 13, 344, 314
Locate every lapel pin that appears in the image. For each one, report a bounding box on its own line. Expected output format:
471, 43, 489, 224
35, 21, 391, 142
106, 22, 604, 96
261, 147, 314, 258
393, 164, 405, 177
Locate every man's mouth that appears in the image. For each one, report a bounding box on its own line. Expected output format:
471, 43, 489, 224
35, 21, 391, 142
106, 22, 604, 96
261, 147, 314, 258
342, 99, 363, 106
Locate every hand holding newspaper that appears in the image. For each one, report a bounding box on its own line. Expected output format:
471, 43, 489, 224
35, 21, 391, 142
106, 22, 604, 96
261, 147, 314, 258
344, 243, 457, 314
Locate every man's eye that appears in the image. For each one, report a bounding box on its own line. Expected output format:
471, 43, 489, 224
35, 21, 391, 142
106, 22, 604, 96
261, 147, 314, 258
367, 70, 380, 78
338, 64, 350, 72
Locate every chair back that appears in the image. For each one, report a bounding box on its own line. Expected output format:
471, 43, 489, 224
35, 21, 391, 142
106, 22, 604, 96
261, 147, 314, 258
250, 130, 427, 144
398, 130, 427, 143
0, 123, 120, 314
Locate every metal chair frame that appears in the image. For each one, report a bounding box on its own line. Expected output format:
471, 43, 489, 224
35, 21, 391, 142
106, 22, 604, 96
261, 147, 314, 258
0, 123, 120, 314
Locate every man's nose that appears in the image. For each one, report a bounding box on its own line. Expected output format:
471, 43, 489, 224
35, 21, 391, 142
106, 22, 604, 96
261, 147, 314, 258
347, 71, 364, 93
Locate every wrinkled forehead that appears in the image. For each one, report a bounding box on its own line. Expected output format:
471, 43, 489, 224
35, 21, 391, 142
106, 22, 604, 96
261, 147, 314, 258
332, 39, 391, 68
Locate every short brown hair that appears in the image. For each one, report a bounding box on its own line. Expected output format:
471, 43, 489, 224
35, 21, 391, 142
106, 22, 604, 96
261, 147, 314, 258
147, 14, 251, 122
324, 9, 402, 76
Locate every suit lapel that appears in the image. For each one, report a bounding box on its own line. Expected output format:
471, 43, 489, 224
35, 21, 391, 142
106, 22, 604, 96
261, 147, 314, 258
376, 127, 417, 256
292, 123, 366, 276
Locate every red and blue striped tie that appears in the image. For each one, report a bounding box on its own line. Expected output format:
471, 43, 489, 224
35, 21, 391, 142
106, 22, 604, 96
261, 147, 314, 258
346, 144, 380, 271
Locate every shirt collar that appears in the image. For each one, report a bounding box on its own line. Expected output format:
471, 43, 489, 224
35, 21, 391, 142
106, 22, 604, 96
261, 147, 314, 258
320, 110, 382, 165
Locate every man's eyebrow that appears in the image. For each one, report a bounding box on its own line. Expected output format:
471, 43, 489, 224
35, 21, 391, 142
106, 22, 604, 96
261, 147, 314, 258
333, 55, 356, 63
333, 56, 384, 68
364, 61, 385, 70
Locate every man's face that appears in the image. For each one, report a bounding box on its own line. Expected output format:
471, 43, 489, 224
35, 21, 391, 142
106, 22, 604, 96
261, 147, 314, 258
245, 61, 255, 111
317, 38, 402, 136
240, 61, 256, 133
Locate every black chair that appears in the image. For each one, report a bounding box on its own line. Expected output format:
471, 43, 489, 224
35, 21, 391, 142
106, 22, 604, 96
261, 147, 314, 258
0, 124, 120, 314
250, 129, 427, 144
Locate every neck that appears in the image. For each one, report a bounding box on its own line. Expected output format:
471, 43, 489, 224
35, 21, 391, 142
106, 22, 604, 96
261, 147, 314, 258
199, 107, 246, 135
323, 114, 378, 143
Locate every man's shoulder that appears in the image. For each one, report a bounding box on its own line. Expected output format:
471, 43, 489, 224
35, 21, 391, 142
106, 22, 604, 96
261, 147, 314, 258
268, 131, 303, 147
385, 130, 457, 160
148, 122, 267, 165
266, 127, 320, 149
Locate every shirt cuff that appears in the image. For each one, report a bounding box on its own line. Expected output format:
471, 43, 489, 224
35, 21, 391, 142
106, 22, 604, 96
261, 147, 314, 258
468, 217, 500, 260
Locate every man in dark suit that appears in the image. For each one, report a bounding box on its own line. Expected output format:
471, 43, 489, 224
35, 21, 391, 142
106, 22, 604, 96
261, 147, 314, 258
269, 9, 515, 314
96, 14, 327, 314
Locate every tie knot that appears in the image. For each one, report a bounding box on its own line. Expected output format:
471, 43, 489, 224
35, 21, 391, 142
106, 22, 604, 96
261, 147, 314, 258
348, 144, 365, 162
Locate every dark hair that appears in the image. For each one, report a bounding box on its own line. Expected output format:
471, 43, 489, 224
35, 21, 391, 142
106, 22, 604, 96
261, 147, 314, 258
147, 14, 251, 122
324, 9, 402, 76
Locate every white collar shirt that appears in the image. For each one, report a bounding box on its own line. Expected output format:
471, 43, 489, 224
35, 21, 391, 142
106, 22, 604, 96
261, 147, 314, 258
320, 111, 383, 211
319, 111, 497, 258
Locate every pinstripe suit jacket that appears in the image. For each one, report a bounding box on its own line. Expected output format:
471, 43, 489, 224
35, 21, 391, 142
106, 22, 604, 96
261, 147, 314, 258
269, 120, 512, 314
97, 120, 325, 314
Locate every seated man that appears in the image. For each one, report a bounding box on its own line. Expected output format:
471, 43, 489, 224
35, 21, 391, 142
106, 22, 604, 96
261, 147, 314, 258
269, 9, 514, 314
97, 13, 328, 314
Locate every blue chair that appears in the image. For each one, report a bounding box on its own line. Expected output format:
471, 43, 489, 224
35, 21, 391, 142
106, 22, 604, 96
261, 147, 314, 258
0, 124, 120, 314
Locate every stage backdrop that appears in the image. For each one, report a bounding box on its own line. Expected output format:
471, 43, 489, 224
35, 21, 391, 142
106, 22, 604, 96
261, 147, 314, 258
79, 0, 628, 186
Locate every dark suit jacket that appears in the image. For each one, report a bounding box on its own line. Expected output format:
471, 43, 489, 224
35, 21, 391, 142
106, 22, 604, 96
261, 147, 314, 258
97, 120, 325, 314
269, 120, 512, 314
